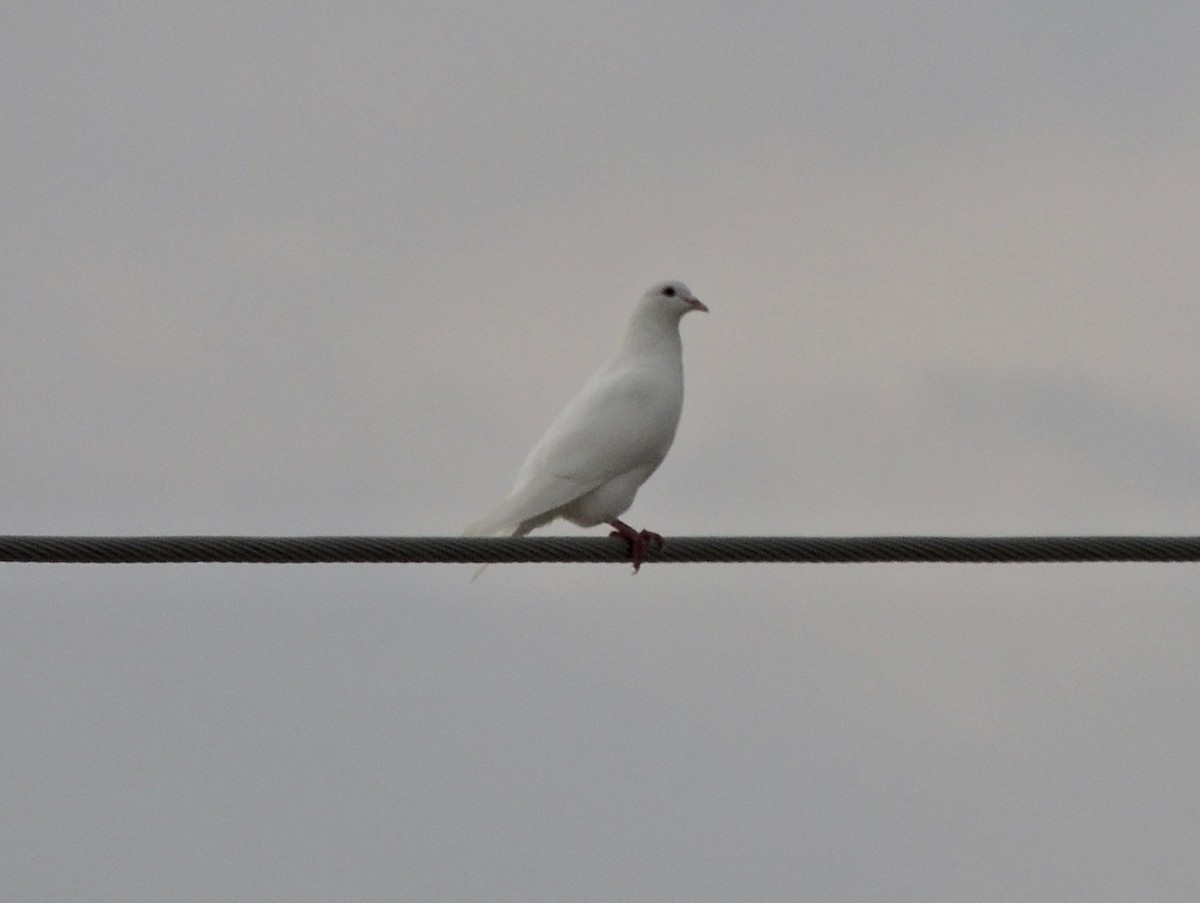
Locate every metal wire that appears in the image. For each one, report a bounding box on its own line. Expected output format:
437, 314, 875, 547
1, 535, 1199, 564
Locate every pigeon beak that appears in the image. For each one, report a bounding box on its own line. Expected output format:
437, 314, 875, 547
687, 296, 709, 313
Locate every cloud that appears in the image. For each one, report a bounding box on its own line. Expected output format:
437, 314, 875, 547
924, 366, 1200, 525
5, 2, 1200, 898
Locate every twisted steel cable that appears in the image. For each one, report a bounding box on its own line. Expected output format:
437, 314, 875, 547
1, 535, 1199, 564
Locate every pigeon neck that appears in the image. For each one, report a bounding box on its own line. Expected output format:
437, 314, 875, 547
620, 304, 683, 356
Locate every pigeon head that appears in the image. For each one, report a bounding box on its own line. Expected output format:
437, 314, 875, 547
645, 280, 708, 316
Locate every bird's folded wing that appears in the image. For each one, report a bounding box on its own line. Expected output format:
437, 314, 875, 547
464, 366, 672, 537
462, 471, 604, 537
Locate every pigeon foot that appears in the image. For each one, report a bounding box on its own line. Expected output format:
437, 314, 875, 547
607, 519, 666, 573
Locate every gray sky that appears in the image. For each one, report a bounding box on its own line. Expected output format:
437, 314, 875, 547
4, 2, 1200, 899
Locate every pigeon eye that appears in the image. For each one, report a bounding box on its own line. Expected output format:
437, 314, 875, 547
662, 286, 676, 297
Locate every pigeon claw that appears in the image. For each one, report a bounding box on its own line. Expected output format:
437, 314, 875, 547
607, 519, 666, 573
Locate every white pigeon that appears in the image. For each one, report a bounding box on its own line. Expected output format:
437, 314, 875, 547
465, 280, 707, 572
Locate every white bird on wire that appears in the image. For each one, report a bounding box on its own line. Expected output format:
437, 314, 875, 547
464, 280, 708, 573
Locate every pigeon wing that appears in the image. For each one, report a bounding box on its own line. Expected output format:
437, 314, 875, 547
463, 363, 678, 536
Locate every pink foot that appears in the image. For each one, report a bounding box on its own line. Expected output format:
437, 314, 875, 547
607, 519, 666, 573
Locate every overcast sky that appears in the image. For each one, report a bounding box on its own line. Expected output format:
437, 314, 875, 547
4, 2, 1200, 899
